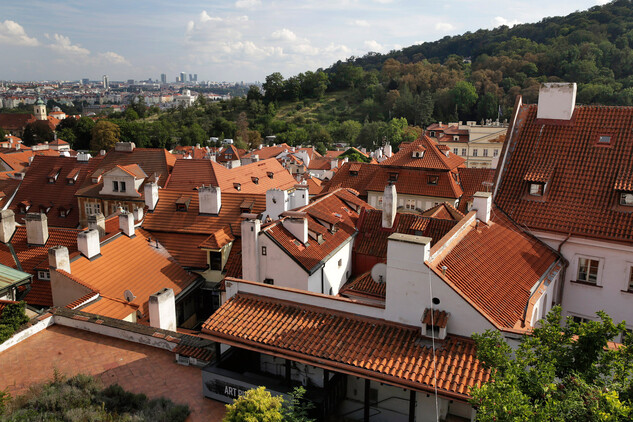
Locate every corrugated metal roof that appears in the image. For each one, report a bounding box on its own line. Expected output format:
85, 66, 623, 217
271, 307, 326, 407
0, 263, 31, 290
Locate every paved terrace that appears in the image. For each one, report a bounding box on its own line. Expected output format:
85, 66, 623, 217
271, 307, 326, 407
0, 325, 226, 422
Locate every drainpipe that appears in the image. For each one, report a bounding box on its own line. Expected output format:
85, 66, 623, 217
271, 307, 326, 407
556, 233, 572, 305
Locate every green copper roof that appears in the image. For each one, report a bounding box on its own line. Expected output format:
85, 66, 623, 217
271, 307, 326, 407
0, 264, 31, 294
35, 98, 45, 105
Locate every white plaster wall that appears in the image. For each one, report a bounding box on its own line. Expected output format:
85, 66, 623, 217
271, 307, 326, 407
533, 231, 633, 328
259, 236, 309, 289
531, 273, 559, 325
368, 191, 458, 213
311, 240, 353, 295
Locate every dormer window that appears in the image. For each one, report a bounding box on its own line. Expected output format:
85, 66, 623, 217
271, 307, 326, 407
47, 167, 61, 184
251, 177, 259, 184
234, 182, 241, 191
620, 192, 633, 206
267, 171, 274, 179
453, 136, 459, 141
430, 131, 435, 137
175, 195, 190, 211
388, 172, 399, 182
427, 175, 439, 185
529, 183, 544, 196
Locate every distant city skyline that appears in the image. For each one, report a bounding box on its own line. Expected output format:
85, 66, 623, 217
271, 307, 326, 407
1, 0, 610, 83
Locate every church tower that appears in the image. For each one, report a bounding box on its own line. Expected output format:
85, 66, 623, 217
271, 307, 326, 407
34, 98, 47, 121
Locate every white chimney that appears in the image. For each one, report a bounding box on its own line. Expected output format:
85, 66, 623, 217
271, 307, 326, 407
241, 217, 261, 283
25, 213, 49, 245
382, 183, 397, 229
77, 229, 100, 259
0, 209, 16, 243
282, 212, 308, 244
114, 142, 135, 152
48, 245, 70, 273
119, 212, 135, 237
198, 185, 221, 214
144, 182, 159, 211
330, 159, 339, 170
266, 188, 288, 220
473, 191, 492, 224
133, 207, 143, 221
252, 154, 259, 162
290, 185, 309, 209
384, 144, 393, 157
88, 213, 106, 237
148, 288, 177, 331
536, 82, 577, 121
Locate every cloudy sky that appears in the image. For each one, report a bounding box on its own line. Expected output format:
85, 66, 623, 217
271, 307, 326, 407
0, 0, 610, 83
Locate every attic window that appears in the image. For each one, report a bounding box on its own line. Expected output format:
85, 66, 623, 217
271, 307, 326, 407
453, 136, 459, 141
350, 170, 358, 176
317, 234, 324, 244
388, 172, 399, 182
175, 195, 191, 211
47, 167, 61, 184
251, 177, 259, 184
427, 175, 439, 185
529, 183, 544, 196
620, 192, 633, 206
18, 202, 30, 213
597, 135, 612, 145
58, 208, 71, 217
430, 131, 435, 137
233, 182, 241, 191
39, 204, 52, 214
38, 270, 50, 280
267, 171, 274, 179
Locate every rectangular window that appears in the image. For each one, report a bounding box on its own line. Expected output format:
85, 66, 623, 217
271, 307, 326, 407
620, 193, 633, 206
472, 149, 478, 157
261, 246, 267, 256
493, 149, 499, 157
209, 251, 222, 271
405, 199, 416, 210
572, 315, 592, 324
263, 278, 274, 285
483, 149, 488, 157
94, 203, 101, 214
453, 148, 458, 155
598, 135, 611, 145
529, 183, 543, 196
377, 196, 383, 208
461, 148, 466, 156
38, 270, 50, 280
112, 181, 119, 192
427, 175, 439, 185
120, 181, 126, 192
629, 267, 633, 292
85, 202, 93, 216
577, 258, 599, 284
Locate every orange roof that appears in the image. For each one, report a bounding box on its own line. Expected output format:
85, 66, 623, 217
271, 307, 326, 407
148, 232, 209, 269
380, 136, 465, 170
143, 190, 266, 235
495, 103, 633, 243
365, 167, 463, 199
325, 150, 344, 158
216, 145, 241, 163
432, 209, 562, 330
68, 228, 198, 319
242, 144, 291, 160
202, 292, 490, 399
117, 164, 147, 178
339, 271, 385, 300
166, 158, 296, 194
10, 155, 100, 228
199, 226, 235, 250
0, 114, 35, 131
456, 168, 495, 213
420, 202, 465, 220
262, 189, 371, 273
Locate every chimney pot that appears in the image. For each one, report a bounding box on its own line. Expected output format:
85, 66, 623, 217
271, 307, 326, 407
77, 229, 100, 259
537, 82, 577, 121
88, 212, 106, 237
119, 212, 135, 237
25, 212, 49, 245
0, 209, 16, 243
48, 245, 70, 273
282, 213, 308, 244
198, 185, 221, 214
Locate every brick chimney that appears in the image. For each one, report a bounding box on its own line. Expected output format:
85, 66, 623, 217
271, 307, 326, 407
77, 229, 100, 259
382, 183, 397, 229
88, 213, 105, 237
119, 212, 135, 237
48, 245, 70, 273
198, 185, 221, 214
149, 288, 177, 331
25, 213, 49, 245
144, 182, 159, 211
282, 211, 308, 244
0, 209, 16, 243
473, 192, 492, 224
536, 82, 577, 121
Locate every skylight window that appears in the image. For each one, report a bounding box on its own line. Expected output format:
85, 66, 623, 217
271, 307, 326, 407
598, 135, 611, 145
529, 183, 544, 196
620, 192, 633, 206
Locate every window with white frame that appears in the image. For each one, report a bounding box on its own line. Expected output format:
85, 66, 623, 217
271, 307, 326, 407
577, 257, 599, 284
493, 149, 499, 157
85, 202, 93, 216
453, 148, 458, 155
483, 149, 488, 157
38, 270, 50, 280
461, 148, 466, 156
572, 315, 592, 324
529, 183, 544, 196
94, 202, 101, 215
472, 149, 478, 157
405, 199, 416, 210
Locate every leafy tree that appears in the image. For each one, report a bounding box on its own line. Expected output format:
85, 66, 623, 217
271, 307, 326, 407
247, 85, 264, 102
333, 120, 362, 145
130, 96, 148, 118
315, 142, 327, 156
450, 80, 478, 119
90, 120, 120, 151
0, 301, 29, 343
263, 72, 285, 104
223, 386, 284, 422
56, 127, 76, 147
74, 117, 96, 150
470, 306, 633, 422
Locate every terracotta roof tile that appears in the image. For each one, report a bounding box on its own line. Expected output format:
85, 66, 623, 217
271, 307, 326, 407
456, 168, 495, 213
202, 293, 490, 398
199, 226, 235, 250
495, 104, 633, 242
339, 271, 385, 299
242, 144, 291, 160
422, 309, 449, 329
148, 232, 209, 269
379, 136, 465, 170
0, 114, 36, 131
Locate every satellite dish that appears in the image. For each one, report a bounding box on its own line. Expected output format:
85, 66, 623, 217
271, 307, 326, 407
124, 289, 136, 302
370, 263, 387, 284
624, 194, 633, 205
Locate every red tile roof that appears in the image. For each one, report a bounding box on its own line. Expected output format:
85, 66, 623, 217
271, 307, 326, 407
216, 145, 241, 163
199, 226, 235, 250
323, 162, 379, 197
202, 292, 490, 399
422, 309, 449, 329
165, 159, 229, 190
421, 203, 465, 220
242, 144, 291, 160
262, 189, 370, 273
0, 114, 35, 131
69, 228, 198, 319
456, 168, 495, 213
432, 209, 562, 330
495, 103, 633, 243
10, 155, 100, 227
148, 232, 209, 269
380, 136, 465, 170
364, 167, 463, 199
339, 271, 385, 300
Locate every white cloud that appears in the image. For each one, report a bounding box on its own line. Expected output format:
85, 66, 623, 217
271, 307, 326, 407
99, 51, 129, 65
271, 28, 297, 42
493, 16, 521, 27
235, 0, 261, 9
364, 40, 383, 52
353, 19, 370, 27
200, 10, 221, 23
48, 33, 90, 55
0, 20, 39, 46
435, 22, 455, 32
595, 0, 610, 4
